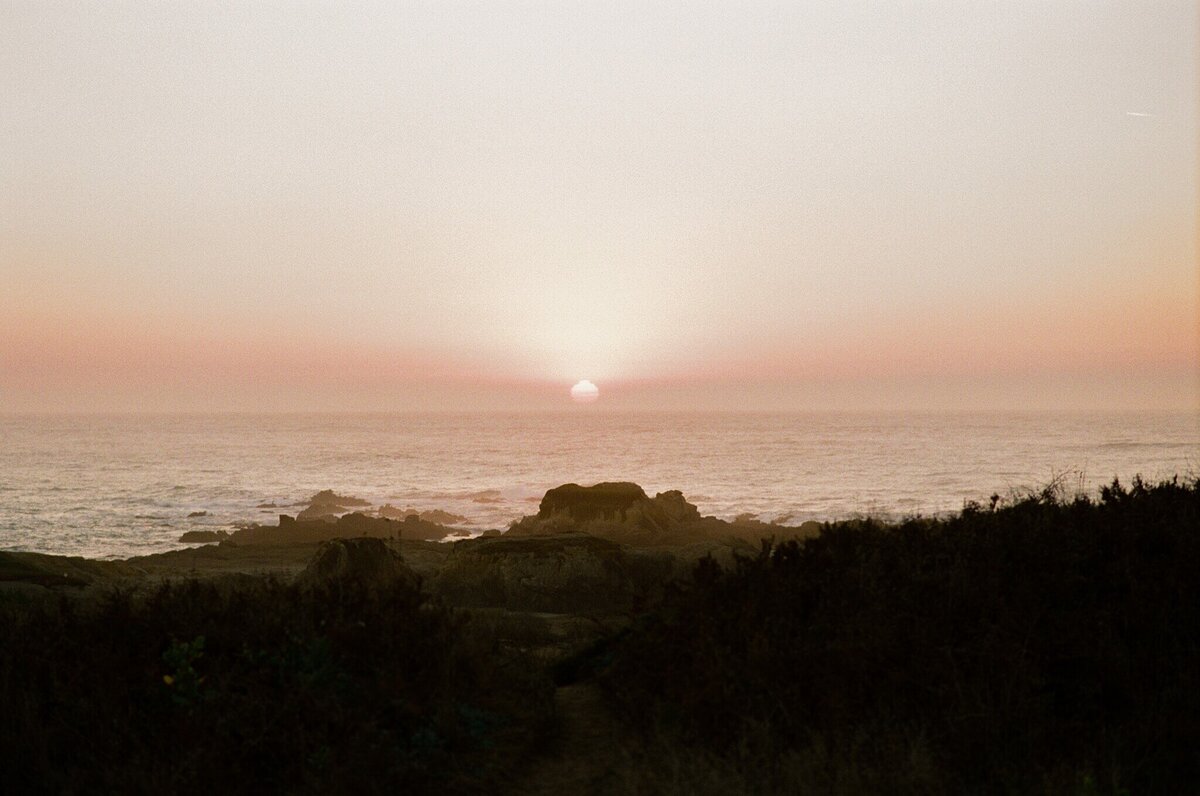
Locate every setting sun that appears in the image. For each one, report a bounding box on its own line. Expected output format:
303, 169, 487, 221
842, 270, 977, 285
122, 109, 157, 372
570, 380, 599, 403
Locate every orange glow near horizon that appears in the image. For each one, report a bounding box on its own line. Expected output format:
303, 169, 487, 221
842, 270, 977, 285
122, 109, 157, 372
1, 3, 1197, 413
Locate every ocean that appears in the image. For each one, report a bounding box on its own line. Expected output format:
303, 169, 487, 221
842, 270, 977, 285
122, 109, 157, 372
1, 410, 1196, 559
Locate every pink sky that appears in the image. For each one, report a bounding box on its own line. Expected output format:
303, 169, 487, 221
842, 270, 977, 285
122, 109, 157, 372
2, 2, 1197, 412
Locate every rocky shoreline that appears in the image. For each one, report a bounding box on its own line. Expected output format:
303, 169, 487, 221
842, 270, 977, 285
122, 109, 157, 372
5, 476, 1197, 792
0, 482, 822, 612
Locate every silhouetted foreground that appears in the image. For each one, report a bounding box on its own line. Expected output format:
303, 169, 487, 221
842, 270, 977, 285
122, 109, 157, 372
600, 477, 1200, 793
1, 477, 1197, 794
0, 540, 553, 794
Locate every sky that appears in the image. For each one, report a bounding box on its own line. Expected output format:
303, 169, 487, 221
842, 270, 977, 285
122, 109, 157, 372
2, 1, 1197, 412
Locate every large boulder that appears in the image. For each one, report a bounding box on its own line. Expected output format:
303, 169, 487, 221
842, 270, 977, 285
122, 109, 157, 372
508, 482, 705, 544
537, 482, 650, 523
508, 482, 822, 547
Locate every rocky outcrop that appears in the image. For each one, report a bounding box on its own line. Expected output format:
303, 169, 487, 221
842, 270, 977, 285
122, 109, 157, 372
508, 482, 701, 543
537, 482, 650, 524
508, 482, 823, 547
377, 504, 470, 525
294, 537, 419, 591
296, 505, 341, 522
294, 490, 372, 521
179, 529, 230, 544
308, 489, 371, 508
228, 511, 454, 545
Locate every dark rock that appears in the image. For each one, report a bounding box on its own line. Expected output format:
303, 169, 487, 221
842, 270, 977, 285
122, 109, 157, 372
537, 482, 649, 523
420, 509, 471, 525
649, 490, 703, 524
397, 513, 459, 542
187, 510, 209, 518
308, 489, 371, 508
180, 529, 230, 543
292, 490, 373, 521
229, 511, 453, 545
378, 504, 470, 525
297, 505, 342, 522
508, 482, 704, 544
377, 504, 408, 520
508, 482, 820, 547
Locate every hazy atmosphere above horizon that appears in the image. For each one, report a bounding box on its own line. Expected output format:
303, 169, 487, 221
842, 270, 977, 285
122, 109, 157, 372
2, 1, 1197, 412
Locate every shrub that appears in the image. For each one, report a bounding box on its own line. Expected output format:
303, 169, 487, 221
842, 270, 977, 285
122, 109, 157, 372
601, 477, 1200, 794
0, 575, 553, 794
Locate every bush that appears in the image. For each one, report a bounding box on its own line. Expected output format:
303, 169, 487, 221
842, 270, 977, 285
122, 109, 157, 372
0, 575, 553, 794
601, 477, 1200, 794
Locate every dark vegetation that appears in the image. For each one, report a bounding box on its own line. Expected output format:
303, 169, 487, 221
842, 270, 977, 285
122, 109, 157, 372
2, 477, 1198, 794
0, 574, 553, 794
600, 477, 1200, 794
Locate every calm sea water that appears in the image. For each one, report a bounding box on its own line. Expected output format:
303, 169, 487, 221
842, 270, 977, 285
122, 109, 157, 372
1, 411, 1196, 559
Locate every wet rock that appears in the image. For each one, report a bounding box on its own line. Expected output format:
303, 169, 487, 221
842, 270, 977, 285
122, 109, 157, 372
308, 489, 371, 508
228, 511, 453, 545
180, 529, 230, 543
294, 489, 373, 521
378, 504, 470, 525
377, 504, 410, 520
187, 510, 208, 518
418, 508, 471, 525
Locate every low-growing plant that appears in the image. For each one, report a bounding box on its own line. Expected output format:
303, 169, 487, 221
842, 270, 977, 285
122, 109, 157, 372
0, 574, 553, 794
600, 476, 1200, 794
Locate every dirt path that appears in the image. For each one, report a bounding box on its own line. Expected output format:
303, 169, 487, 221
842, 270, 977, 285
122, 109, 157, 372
511, 682, 632, 795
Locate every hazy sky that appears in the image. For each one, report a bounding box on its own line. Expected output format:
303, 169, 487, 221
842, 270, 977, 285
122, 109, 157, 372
2, 1, 1197, 411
